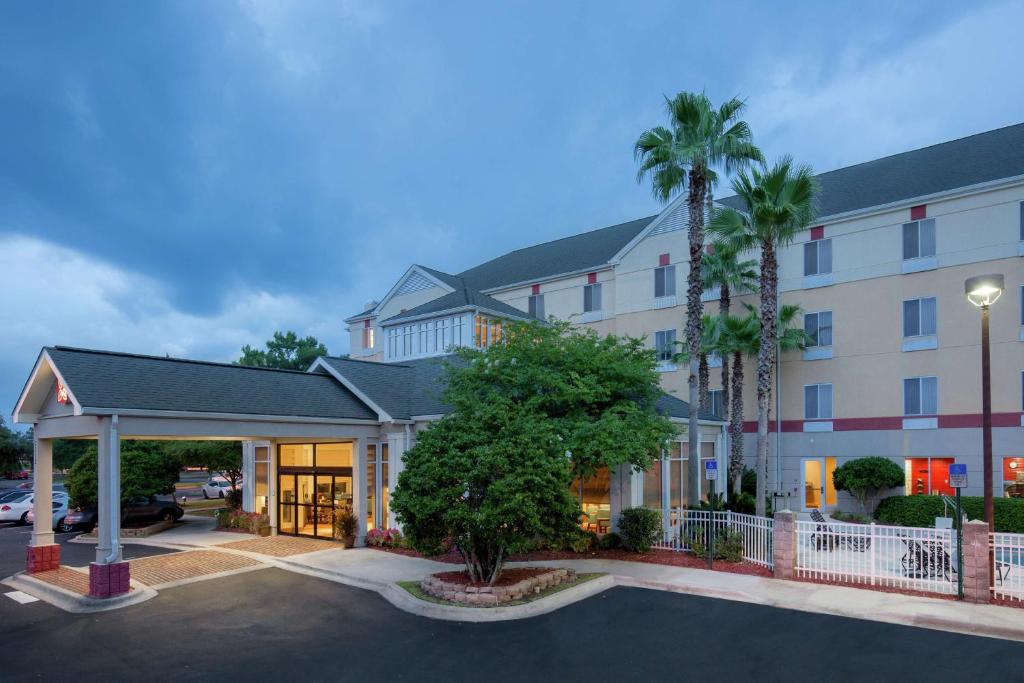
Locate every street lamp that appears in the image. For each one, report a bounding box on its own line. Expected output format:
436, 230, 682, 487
965, 273, 1004, 532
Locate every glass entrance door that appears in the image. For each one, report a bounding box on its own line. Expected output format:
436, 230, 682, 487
277, 443, 355, 540
802, 458, 823, 510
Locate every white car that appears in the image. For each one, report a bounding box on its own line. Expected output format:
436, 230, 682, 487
26, 498, 73, 532
201, 478, 241, 499
0, 491, 69, 525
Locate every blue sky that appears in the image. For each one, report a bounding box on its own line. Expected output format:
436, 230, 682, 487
2, 0, 1023, 421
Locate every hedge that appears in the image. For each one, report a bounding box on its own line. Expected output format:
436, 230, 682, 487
874, 495, 1024, 533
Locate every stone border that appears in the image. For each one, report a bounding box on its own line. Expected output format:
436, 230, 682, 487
79, 519, 175, 539
420, 567, 575, 605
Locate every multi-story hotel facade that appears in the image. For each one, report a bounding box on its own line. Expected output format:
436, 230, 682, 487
345, 123, 1024, 513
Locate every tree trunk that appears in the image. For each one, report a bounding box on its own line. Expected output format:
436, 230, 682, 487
755, 240, 779, 516
686, 168, 706, 508
719, 282, 731, 437
698, 354, 709, 409
729, 349, 744, 496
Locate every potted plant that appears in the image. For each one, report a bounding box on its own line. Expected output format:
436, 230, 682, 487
334, 509, 358, 548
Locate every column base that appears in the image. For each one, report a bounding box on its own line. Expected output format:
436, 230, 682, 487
89, 561, 131, 598
26, 544, 61, 573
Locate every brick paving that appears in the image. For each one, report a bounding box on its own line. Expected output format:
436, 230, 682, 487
217, 536, 340, 557
31, 567, 90, 595
128, 550, 262, 587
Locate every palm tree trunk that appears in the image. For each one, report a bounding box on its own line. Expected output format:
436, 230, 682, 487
755, 240, 779, 516
729, 349, 744, 495
699, 354, 709, 409
719, 283, 731, 422
686, 168, 706, 508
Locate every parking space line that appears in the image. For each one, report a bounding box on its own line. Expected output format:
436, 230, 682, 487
4, 591, 40, 604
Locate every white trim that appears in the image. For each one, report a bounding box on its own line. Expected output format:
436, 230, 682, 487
307, 358, 393, 422
902, 255, 938, 274
78, 407, 383, 425
902, 336, 938, 352
656, 361, 677, 373
13, 349, 83, 423
902, 417, 938, 430
802, 346, 833, 361
383, 304, 530, 327
609, 193, 690, 264
479, 265, 614, 296
803, 421, 834, 433
578, 310, 605, 323
1018, 241, 1024, 257
802, 273, 833, 289
653, 295, 677, 309
346, 265, 457, 322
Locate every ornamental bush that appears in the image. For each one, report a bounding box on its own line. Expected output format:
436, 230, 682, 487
832, 457, 904, 514
874, 495, 1024, 533
618, 507, 662, 553
688, 527, 744, 562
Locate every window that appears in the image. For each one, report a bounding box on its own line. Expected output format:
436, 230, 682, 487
361, 326, 375, 350
905, 457, 955, 496
654, 265, 676, 298
903, 219, 936, 260
1003, 456, 1024, 498
1018, 201, 1022, 241
583, 283, 602, 313
804, 311, 833, 347
654, 329, 676, 361
528, 294, 545, 320
803, 238, 832, 276
475, 317, 503, 348
387, 328, 398, 358
903, 297, 937, 337
804, 384, 833, 420
709, 389, 725, 418
903, 376, 938, 416
402, 325, 414, 356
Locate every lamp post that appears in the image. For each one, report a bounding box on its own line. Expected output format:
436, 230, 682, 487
964, 273, 1004, 532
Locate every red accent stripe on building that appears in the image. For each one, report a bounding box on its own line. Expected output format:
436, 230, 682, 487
910, 204, 927, 220
659, 253, 671, 266
587, 272, 597, 285
809, 226, 824, 241
531, 284, 540, 295
741, 413, 1021, 433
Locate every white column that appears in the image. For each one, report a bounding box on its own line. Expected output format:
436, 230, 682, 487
352, 437, 367, 545
386, 430, 408, 529
268, 441, 278, 535
241, 442, 255, 513
30, 437, 55, 547
95, 416, 122, 565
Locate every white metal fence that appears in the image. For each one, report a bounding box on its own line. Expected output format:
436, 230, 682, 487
991, 532, 1024, 602
655, 509, 774, 569
795, 520, 957, 595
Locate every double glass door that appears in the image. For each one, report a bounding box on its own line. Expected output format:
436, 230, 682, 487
278, 472, 353, 539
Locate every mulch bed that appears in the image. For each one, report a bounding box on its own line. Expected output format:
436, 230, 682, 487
991, 597, 1024, 609
432, 567, 550, 588
794, 575, 958, 601
370, 546, 771, 577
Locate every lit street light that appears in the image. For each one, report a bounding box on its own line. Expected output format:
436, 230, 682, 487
964, 273, 1004, 532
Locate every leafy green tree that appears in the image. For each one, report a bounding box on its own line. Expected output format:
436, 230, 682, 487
709, 157, 817, 515
833, 457, 905, 514
66, 442, 182, 507
238, 331, 328, 370
0, 418, 32, 474
166, 441, 243, 489
53, 439, 91, 472
636, 92, 762, 509
392, 320, 677, 584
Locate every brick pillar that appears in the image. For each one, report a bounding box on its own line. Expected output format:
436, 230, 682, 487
89, 561, 131, 598
25, 544, 61, 573
772, 510, 797, 580
960, 520, 991, 604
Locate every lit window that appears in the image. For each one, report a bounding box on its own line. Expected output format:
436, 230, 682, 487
583, 283, 602, 313
804, 383, 833, 420
902, 219, 936, 260
654, 329, 676, 361
654, 265, 676, 298
903, 376, 938, 416
903, 297, 937, 337
362, 327, 375, 350
803, 238, 832, 276
804, 311, 833, 347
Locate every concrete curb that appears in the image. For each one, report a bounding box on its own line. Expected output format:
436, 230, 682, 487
1, 572, 157, 614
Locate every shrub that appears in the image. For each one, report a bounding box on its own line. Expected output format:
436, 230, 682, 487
365, 527, 403, 547
598, 532, 622, 550
687, 527, 744, 562
874, 495, 1024, 533
618, 507, 662, 553
725, 492, 756, 515
741, 467, 757, 496
568, 531, 597, 553
832, 457, 904, 514
216, 508, 267, 534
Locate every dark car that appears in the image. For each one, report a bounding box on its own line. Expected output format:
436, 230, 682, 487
4, 470, 31, 480
63, 495, 184, 532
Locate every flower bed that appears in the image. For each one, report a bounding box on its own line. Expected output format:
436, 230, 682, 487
420, 567, 576, 605
216, 509, 270, 536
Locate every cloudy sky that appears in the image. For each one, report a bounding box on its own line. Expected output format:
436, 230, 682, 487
2, 0, 1023, 421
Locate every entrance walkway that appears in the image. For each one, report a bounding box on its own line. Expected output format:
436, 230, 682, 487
217, 536, 339, 557
128, 550, 264, 588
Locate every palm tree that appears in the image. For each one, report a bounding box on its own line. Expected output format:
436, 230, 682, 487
709, 158, 817, 515
699, 241, 758, 411
635, 92, 762, 508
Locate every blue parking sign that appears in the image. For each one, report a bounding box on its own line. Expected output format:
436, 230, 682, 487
948, 463, 967, 488
705, 460, 718, 480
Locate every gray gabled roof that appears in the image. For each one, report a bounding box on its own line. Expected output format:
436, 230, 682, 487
456, 215, 656, 291
381, 282, 535, 324
45, 347, 378, 421
718, 122, 1024, 219
655, 392, 720, 421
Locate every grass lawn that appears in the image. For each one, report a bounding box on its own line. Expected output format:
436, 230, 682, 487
398, 573, 605, 608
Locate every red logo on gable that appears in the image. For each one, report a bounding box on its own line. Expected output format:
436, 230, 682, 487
56, 381, 69, 405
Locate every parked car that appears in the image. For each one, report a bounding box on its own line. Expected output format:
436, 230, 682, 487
202, 477, 241, 499
5, 470, 31, 480
26, 499, 72, 532
0, 491, 69, 524
63, 495, 184, 532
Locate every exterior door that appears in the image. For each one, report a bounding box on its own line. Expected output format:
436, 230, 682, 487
802, 458, 824, 511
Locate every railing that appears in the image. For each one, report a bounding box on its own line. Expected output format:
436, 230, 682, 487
991, 532, 1024, 602
795, 520, 956, 595
655, 509, 774, 569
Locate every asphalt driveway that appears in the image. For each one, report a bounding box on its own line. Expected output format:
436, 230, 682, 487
2, 560, 1022, 682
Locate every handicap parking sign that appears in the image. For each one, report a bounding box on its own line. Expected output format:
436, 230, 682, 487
705, 460, 718, 480
948, 463, 967, 488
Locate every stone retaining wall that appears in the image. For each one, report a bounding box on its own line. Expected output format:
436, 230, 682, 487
420, 567, 576, 605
